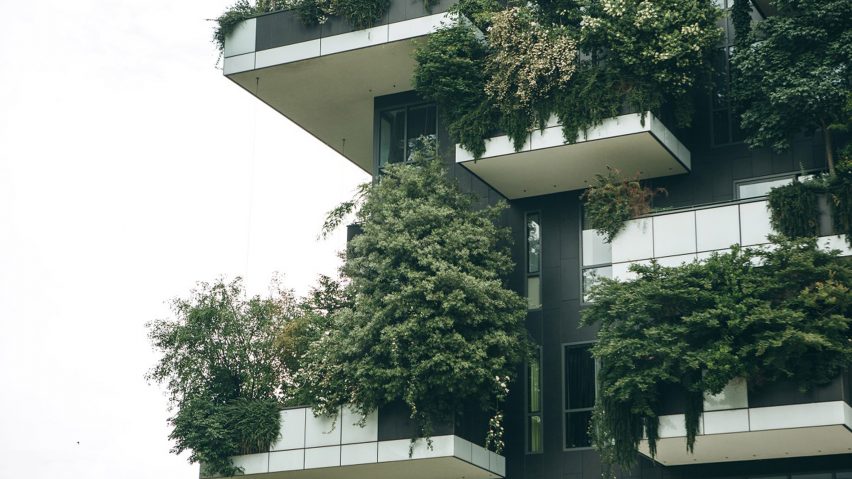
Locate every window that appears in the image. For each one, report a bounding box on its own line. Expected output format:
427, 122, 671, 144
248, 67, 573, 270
581, 219, 612, 302
527, 213, 542, 309
378, 104, 437, 167
735, 172, 816, 199
564, 343, 596, 449
526, 346, 543, 453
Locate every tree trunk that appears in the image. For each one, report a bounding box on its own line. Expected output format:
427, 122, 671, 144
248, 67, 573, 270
821, 120, 836, 176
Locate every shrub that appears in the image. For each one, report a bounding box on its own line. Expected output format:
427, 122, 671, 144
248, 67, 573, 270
582, 236, 852, 471
581, 168, 666, 242
767, 180, 822, 238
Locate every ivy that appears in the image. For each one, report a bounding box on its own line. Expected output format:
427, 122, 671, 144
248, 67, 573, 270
731, 0, 752, 47
581, 168, 666, 242
582, 237, 852, 471
414, 0, 721, 159
303, 145, 529, 445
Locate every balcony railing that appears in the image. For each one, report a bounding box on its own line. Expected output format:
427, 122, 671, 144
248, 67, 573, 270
637, 374, 852, 465
221, 0, 458, 174
207, 405, 505, 479
581, 197, 850, 300
455, 112, 691, 199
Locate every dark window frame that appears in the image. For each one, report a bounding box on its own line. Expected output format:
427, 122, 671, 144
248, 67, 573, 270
374, 102, 438, 172
562, 341, 598, 451
525, 345, 543, 454
526, 211, 543, 310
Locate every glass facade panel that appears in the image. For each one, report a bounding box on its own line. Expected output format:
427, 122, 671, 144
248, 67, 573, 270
527, 214, 541, 273
582, 229, 612, 267
582, 266, 611, 302
738, 177, 794, 199
528, 415, 543, 453
406, 105, 437, 160
565, 411, 592, 448
565, 345, 596, 409
527, 276, 541, 310
379, 108, 406, 166
528, 352, 541, 413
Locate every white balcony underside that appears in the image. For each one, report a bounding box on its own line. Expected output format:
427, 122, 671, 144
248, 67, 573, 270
639, 401, 852, 465
455, 113, 691, 199
224, 13, 453, 174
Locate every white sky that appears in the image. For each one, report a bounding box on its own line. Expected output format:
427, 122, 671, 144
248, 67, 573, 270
0, 1, 368, 476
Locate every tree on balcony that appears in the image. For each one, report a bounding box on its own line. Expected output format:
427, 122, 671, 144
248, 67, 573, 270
304, 145, 528, 442
731, 0, 851, 176
146, 277, 298, 476
582, 236, 852, 472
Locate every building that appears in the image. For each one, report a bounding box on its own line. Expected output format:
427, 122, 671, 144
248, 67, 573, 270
216, 0, 852, 478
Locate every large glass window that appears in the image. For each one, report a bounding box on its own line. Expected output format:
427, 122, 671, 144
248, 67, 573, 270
564, 344, 596, 449
378, 104, 437, 167
526, 347, 543, 453
526, 213, 542, 309
581, 219, 612, 302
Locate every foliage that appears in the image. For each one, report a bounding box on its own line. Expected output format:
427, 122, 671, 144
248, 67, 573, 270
827, 158, 852, 245
582, 236, 852, 470
731, 0, 752, 47
767, 179, 821, 238
413, 22, 498, 159
305, 145, 529, 443
147, 278, 297, 476
731, 0, 852, 175
581, 168, 666, 242
171, 398, 281, 477
213, 0, 259, 53
414, 0, 721, 159
485, 6, 578, 150
214, 0, 391, 53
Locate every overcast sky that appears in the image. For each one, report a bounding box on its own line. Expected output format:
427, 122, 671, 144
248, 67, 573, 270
0, 1, 368, 476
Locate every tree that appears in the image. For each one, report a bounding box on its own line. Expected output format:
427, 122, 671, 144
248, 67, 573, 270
732, 0, 851, 175
307, 146, 529, 440
147, 277, 298, 476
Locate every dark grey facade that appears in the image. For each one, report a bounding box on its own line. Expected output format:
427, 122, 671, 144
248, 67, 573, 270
372, 83, 852, 479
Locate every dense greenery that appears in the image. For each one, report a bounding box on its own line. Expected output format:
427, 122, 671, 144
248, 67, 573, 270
414, 0, 721, 158
582, 237, 852, 470
731, 0, 851, 175
214, 0, 390, 53
766, 159, 852, 245
767, 180, 822, 238
304, 146, 529, 441
147, 278, 297, 476
581, 168, 666, 242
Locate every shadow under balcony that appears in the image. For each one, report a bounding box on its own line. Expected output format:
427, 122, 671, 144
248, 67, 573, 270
222, 0, 458, 174
455, 112, 691, 199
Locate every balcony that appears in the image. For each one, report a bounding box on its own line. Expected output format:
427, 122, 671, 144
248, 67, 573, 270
207, 405, 505, 478
636, 375, 852, 465
606, 198, 851, 281
455, 112, 691, 199
222, 0, 458, 174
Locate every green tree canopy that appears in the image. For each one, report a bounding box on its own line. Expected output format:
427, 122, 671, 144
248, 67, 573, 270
582, 237, 852, 470
147, 278, 298, 476
304, 148, 529, 438
732, 0, 851, 175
